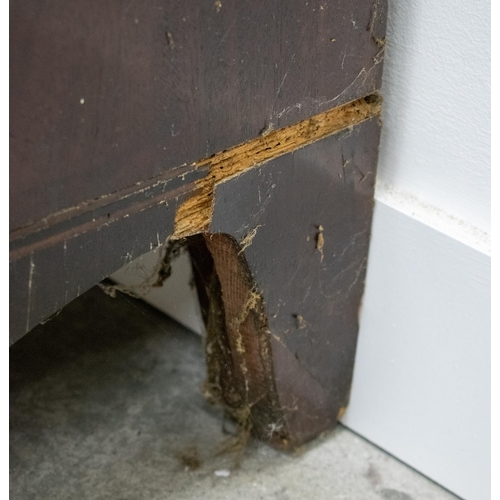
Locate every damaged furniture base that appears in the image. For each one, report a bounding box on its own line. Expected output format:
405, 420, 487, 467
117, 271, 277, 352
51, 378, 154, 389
10, 0, 387, 449
183, 111, 381, 448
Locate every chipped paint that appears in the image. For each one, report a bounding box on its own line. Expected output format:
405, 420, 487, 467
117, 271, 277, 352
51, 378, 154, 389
173, 95, 382, 239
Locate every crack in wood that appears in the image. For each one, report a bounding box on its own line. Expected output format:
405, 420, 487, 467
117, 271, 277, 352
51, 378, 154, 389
173, 94, 382, 238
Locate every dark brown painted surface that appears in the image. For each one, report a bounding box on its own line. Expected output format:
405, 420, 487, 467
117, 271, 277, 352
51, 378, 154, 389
9, 179, 195, 344
10, 0, 387, 447
10, 0, 386, 343
10, 0, 386, 230
201, 118, 380, 445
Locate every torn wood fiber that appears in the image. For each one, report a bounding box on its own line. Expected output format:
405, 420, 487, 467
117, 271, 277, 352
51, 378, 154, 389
188, 234, 289, 449
174, 94, 381, 239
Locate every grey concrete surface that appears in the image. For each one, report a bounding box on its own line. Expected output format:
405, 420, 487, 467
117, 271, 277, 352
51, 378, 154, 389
10, 285, 459, 500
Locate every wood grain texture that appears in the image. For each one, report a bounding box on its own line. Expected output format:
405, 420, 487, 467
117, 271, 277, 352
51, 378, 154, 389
8, 98, 382, 344
9, 0, 387, 450
188, 118, 381, 447
174, 94, 381, 238
10, 0, 386, 230
10, 0, 387, 375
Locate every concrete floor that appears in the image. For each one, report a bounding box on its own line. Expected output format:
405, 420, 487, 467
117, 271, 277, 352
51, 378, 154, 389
10, 286, 459, 500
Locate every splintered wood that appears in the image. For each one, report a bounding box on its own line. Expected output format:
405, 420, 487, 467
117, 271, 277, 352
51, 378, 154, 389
173, 94, 382, 238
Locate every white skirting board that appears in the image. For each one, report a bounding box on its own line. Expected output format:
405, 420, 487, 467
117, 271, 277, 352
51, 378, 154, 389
341, 200, 490, 500
111, 198, 490, 500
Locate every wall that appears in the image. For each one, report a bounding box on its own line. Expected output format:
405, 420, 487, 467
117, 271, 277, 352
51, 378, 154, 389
375, 0, 490, 234
342, 202, 490, 500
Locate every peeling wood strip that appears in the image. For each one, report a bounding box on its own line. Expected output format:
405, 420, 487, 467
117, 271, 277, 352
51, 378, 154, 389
10, 95, 380, 255
201, 233, 286, 446
173, 94, 382, 239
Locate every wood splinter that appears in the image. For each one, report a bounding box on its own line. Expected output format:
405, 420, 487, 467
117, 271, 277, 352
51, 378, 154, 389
182, 96, 383, 449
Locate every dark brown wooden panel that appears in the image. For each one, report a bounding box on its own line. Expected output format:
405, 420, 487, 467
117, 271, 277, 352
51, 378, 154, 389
10, 0, 386, 230
189, 117, 380, 447
9, 180, 192, 345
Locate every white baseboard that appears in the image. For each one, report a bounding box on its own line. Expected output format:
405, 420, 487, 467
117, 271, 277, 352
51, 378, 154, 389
342, 198, 490, 500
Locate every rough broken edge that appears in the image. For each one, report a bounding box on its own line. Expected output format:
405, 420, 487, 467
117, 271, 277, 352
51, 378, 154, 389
189, 233, 289, 456
173, 94, 382, 239
175, 95, 382, 452
99, 238, 187, 300
93, 95, 382, 451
